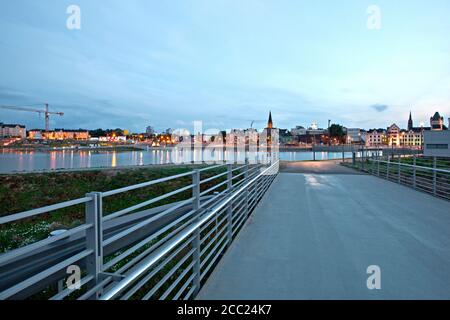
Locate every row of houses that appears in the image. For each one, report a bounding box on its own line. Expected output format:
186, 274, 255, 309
0, 124, 89, 141
0, 123, 26, 139
365, 112, 448, 147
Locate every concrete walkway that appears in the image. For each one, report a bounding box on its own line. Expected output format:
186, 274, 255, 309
280, 160, 360, 174
198, 172, 450, 300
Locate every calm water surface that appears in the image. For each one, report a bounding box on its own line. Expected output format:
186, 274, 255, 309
0, 148, 377, 173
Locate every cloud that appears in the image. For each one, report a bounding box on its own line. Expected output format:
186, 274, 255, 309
370, 104, 389, 112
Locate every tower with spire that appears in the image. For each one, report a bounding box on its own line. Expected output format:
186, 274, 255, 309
267, 111, 273, 129
408, 111, 413, 131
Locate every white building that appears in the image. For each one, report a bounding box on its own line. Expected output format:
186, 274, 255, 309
0, 123, 26, 139
365, 129, 386, 147
424, 130, 450, 157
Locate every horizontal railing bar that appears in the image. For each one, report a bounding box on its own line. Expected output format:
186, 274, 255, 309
0, 197, 91, 225
183, 284, 197, 300
200, 229, 228, 269
368, 159, 450, 174
102, 171, 194, 197
78, 276, 113, 300
120, 236, 195, 300
199, 171, 228, 185
199, 189, 228, 209
198, 164, 227, 172
200, 221, 228, 258
142, 250, 195, 300
105, 210, 196, 271
231, 165, 246, 172
200, 180, 228, 196
159, 261, 195, 300
200, 238, 229, 281
103, 197, 195, 247
104, 184, 194, 221
0, 223, 93, 266
200, 209, 227, 235
158, 261, 196, 300
173, 273, 196, 300
0, 249, 92, 300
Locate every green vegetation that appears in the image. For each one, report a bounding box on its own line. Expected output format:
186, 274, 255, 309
0, 165, 228, 252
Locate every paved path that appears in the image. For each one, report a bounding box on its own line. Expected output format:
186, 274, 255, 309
280, 160, 361, 174
198, 172, 450, 300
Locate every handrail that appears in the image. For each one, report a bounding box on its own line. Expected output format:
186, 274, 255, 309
0, 197, 91, 225
367, 158, 450, 174
100, 160, 279, 300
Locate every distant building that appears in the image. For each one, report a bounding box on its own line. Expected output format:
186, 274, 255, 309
424, 130, 450, 157
408, 111, 413, 131
28, 129, 89, 140
0, 123, 26, 139
146, 126, 155, 135
365, 129, 387, 147
430, 112, 445, 131
345, 128, 363, 144
291, 126, 306, 137
387, 124, 401, 146
279, 129, 295, 145
262, 111, 277, 146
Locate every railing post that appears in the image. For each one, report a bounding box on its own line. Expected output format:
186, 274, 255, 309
377, 158, 380, 176
398, 157, 401, 183
433, 157, 437, 196
413, 155, 417, 189
361, 146, 365, 171
191, 170, 201, 295
245, 158, 249, 219
387, 157, 390, 180
85, 192, 103, 299
226, 164, 233, 246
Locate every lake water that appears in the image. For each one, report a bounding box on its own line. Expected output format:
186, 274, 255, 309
0, 148, 377, 173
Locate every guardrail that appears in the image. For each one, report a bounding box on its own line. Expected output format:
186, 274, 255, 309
350, 155, 450, 201
0, 159, 279, 300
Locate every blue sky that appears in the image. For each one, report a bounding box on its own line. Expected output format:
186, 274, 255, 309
0, 0, 449, 132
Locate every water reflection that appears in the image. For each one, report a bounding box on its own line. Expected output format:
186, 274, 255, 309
0, 148, 380, 173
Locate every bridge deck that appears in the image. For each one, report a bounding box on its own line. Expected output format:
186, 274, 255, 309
198, 171, 450, 299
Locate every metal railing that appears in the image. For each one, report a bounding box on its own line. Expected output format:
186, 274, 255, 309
0, 159, 279, 300
350, 155, 450, 201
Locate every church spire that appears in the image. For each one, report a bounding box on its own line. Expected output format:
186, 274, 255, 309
267, 111, 273, 129
408, 111, 413, 130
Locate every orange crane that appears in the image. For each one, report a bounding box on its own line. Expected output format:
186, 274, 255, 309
0, 103, 64, 131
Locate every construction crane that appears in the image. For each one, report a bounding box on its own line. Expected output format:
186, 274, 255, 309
0, 103, 64, 131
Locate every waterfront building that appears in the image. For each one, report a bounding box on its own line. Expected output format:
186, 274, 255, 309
387, 124, 401, 146
28, 129, 89, 140
0, 123, 26, 139
365, 129, 387, 147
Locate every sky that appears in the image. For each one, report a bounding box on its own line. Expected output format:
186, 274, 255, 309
0, 0, 449, 133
